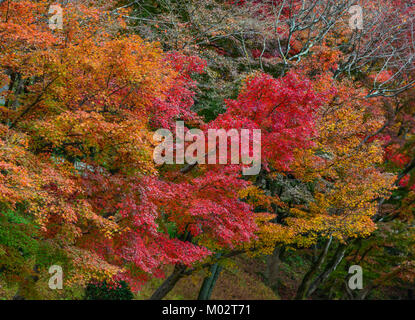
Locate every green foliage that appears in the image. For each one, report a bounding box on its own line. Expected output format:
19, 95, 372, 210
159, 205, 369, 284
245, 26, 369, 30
35, 241, 71, 271
0, 210, 38, 278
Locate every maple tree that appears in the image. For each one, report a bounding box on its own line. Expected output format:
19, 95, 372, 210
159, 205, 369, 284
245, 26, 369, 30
0, 0, 257, 296
0, 0, 414, 301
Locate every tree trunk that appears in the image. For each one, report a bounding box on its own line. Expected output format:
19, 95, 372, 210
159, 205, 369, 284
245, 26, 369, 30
149, 264, 187, 300
198, 263, 222, 300
265, 246, 285, 294
295, 237, 332, 300
307, 244, 347, 297
207, 265, 222, 299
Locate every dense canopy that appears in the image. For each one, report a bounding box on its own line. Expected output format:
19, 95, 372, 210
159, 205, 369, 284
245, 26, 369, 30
0, 0, 414, 300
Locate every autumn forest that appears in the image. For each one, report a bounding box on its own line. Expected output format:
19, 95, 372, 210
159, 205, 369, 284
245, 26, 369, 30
0, 0, 415, 302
